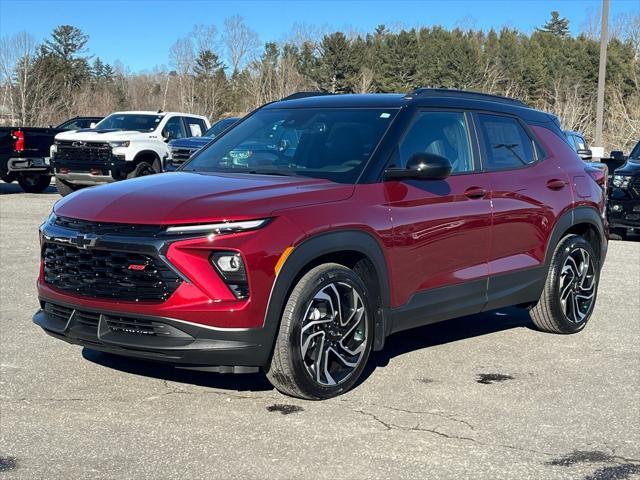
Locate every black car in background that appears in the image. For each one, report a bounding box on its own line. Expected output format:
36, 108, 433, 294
609, 140, 640, 238
166, 117, 240, 170
0, 116, 102, 193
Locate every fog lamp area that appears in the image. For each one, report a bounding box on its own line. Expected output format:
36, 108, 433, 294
210, 251, 249, 299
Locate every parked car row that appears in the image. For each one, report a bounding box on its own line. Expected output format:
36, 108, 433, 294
0, 116, 102, 192
563, 130, 640, 238
0, 112, 240, 194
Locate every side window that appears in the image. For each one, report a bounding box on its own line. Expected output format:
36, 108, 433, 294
399, 111, 474, 174
565, 134, 578, 151
163, 116, 187, 140
186, 117, 207, 137
477, 114, 535, 170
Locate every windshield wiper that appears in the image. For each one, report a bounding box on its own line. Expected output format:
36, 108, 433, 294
244, 169, 296, 177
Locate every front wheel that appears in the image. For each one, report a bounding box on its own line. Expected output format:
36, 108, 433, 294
1, 171, 17, 183
127, 161, 158, 179
266, 263, 374, 400
55, 177, 81, 196
529, 235, 600, 334
17, 173, 51, 193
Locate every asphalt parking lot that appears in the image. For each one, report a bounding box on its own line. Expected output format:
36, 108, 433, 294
1, 182, 639, 480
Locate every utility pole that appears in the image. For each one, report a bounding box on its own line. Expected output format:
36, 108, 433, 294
593, 0, 609, 160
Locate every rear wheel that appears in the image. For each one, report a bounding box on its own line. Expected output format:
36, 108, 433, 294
55, 177, 80, 196
266, 263, 374, 400
17, 173, 51, 193
529, 235, 599, 334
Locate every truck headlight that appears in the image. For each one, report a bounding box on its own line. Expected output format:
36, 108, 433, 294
108, 141, 130, 148
210, 251, 249, 299
613, 175, 632, 188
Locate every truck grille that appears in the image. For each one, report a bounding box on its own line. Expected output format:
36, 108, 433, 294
43, 242, 182, 302
170, 146, 198, 163
630, 176, 640, 199
54, 141, 112, 169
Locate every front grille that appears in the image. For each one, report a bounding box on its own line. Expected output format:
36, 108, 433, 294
170, 147, 198, 163
630, 176, 640, 199
43, 243, 182, 301
54, 216, 164, 237
55, 141, 112, 167
104, 315, 176, 336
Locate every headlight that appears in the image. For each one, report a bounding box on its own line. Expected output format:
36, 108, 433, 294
613, 175, 632, 188
165, 218, 269, 235
47, 212, 57, 225
210, 251, 248, 299
108, 141, 130, 148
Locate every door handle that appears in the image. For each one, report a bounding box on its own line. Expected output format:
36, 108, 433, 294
464, 187, 487, 199
546, 179, 567, 190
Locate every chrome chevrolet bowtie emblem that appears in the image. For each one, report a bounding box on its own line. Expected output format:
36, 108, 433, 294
71, 141, 86, 148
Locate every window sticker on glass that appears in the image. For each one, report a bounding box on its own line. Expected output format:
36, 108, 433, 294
380, 113, 391, 119
189, 124, 202, 137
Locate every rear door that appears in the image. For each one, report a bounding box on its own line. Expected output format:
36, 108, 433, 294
474, 113, 573, 309
386, 109, 493, 330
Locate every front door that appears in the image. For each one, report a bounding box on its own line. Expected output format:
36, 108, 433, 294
386, 110, 493, 332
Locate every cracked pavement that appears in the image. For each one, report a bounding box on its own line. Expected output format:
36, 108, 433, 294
1, 184, 639, 479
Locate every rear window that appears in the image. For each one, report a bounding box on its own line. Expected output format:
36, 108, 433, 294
477, 114, 535, 170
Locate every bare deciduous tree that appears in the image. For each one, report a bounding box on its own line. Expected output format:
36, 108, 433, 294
223, 15, 259, 73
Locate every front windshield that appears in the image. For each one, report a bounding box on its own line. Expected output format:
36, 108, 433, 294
206, 118, 237, 137
630, 141, 640, 161
96, 114, 163, 132
183, 108, 398, 183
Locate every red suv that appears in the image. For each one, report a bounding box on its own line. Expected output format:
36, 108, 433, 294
34, 89, 608, 399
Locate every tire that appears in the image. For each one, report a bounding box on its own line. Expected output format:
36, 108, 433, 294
266, 263, 374, 400
127, 161, 158, 179
1, 171, 17, 183
529, 234, 600, 334
17, 173, 51, 193
55, 178, 80, 197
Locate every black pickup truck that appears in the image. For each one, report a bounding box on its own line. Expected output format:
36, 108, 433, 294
0, 116, 102, 193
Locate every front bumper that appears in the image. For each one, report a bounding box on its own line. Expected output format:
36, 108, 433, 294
33, 298, 271, 371
51, 154, 127, 185
8, 157, 51, 173
607, 198, 640, 228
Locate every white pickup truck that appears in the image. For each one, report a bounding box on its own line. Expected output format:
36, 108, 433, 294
51, 111, 210, 196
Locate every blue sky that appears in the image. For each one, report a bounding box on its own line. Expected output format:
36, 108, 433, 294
1, 0, 638, 72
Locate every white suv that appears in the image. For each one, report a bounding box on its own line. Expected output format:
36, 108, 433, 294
51, 111, 210, 196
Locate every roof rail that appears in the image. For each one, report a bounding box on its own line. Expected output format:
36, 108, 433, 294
406, 88, 528, 107
280, 91, 334, 101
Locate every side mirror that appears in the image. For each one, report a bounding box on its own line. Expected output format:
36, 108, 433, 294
162, 130, 173, 142
577, 149, 592, 160
89, 122, 97, 129
610, 150, 625, 161
385, 152, 452, 180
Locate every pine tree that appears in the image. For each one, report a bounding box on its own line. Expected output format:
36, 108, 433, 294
315, 32, 360, 93
537, 11, 570, 37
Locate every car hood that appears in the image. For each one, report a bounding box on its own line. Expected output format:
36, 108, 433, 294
55, 129, 155, 142
169, 137, 212, 149
615, 159, 640, 175
54, 172, 354, 225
